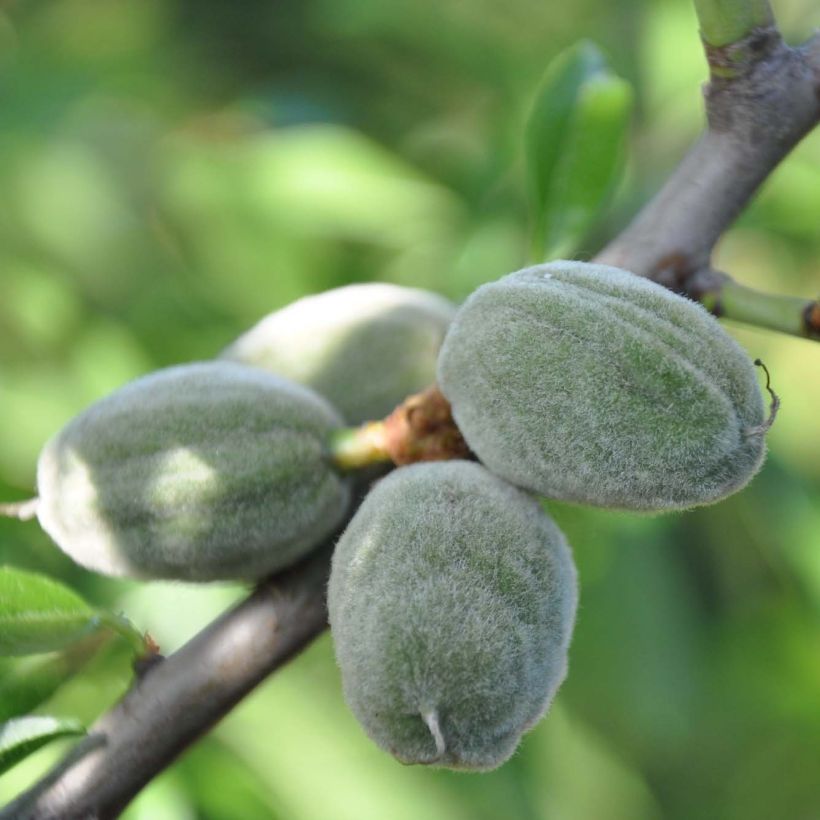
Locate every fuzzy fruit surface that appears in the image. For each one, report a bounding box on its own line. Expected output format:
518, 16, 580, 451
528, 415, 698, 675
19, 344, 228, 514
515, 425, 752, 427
37, 362, 351, 581
437, 261, 767, 511
328, 461, 577, 771
221, 283, 455, 424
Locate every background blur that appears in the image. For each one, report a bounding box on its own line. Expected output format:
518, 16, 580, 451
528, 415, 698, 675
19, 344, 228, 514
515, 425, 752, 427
1, 0, 820, 817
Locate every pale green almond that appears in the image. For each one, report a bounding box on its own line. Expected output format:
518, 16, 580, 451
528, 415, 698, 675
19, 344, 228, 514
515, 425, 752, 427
37, 362, 350, 581
221, 283, 456, 423
329, 461, 578, 771
437, 260, 767, 511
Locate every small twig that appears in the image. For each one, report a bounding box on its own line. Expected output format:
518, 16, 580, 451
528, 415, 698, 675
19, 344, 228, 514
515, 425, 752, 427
596, 31, 820, 301
0, 498, 39, 521
693, 0, 774, 49
697, 274, 820, 341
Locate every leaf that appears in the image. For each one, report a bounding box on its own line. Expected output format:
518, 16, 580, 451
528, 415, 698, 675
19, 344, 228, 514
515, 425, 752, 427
543, 73, 633, 257
0, 632, 110, 721
0, 715, 84, 776
526, 41, 604, 215
525, 40, 634, 260
0, 566, 99, 656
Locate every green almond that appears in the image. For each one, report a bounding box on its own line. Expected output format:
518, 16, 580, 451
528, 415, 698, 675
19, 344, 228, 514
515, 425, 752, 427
221, 283, 455, 423
438, 261, 767, 511
37, 362, 351, 581
329, 461, 577, 771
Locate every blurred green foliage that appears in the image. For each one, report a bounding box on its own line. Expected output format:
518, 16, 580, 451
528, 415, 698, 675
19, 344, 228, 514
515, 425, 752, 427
526, 41, 632, 259
1, 0, 819, 817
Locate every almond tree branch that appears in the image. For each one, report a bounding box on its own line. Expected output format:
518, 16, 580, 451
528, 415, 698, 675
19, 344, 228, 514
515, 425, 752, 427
596, 27, 820, 328
1, 547, 332, 820
331, 386, 472, 471
6, 10, 820, 820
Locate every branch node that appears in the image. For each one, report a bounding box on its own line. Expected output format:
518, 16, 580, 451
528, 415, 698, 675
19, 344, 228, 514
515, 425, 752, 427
646, 251, 696, 293
702, 25, 782, 79
802, 300, 820, 339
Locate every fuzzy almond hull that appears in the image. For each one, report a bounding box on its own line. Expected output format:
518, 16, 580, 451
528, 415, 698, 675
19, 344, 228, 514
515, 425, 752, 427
37, 362, 351, 581
329, 461, 578, 770
438, 261, 767, 511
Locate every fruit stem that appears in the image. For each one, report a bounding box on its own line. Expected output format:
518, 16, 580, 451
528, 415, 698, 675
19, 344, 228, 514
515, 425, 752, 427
330, 386, 472, 471
700, 279, 820, 342
330, 423, 392, 471
0, 497, 39, 521
693, 0, 774, 48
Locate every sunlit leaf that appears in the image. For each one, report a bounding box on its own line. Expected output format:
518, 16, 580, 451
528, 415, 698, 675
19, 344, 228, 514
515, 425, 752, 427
0, 566, 143, 656
0, 716, 84, 776
0, 566, 98, 656
0, 633, 110, 721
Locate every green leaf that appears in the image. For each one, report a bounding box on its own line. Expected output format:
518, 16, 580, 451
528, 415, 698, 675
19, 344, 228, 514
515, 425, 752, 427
542, 73, 633, 257
0, 633, 110, 721
0, 566, 147, 658
97, 611, 148, 657
525, 41, 634, 260
527, 41, 604, 215
0, 715, 84, 776
0, 566, 99, 656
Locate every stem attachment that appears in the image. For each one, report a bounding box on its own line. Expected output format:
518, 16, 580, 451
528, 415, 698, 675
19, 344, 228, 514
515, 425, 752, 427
330, 423, 391, 471
0, 498, 40, 521
699, 277, 820, 341
330, 387, 471, 471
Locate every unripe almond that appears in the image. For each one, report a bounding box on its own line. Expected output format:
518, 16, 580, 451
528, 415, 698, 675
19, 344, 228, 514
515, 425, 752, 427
328, 460, 577, 771
221, 283, 455, 423
37, 362, 350, 581
437, 261, 768, 511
